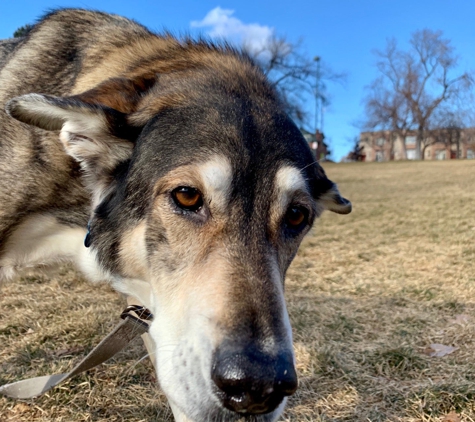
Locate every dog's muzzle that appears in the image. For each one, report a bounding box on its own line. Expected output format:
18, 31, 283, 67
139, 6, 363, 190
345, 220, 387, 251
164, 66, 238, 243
211, 344, 298, 415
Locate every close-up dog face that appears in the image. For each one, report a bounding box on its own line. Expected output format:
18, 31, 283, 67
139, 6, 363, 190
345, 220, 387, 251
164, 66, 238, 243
2, 12, 350, 420
8, 85, 350, 421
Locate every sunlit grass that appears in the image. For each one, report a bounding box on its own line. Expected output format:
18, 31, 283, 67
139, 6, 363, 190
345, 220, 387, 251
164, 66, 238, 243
1, 160, 475, 421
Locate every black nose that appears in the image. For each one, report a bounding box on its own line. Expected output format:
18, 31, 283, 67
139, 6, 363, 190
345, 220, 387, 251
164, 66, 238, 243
211, 346, 298, 415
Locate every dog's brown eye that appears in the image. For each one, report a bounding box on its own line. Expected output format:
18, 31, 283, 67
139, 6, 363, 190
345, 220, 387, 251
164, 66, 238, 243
172, 187, 203, 211
285, 206, 308, 229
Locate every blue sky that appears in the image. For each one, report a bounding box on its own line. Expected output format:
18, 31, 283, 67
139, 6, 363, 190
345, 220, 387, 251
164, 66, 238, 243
1, 0, 474, 160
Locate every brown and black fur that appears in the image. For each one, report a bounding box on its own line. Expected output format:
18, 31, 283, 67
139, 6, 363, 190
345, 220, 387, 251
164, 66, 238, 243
0, 9, 351, 422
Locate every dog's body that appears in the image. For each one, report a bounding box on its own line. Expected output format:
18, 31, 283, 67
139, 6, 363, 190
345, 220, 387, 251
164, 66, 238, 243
0, 10, 350, 422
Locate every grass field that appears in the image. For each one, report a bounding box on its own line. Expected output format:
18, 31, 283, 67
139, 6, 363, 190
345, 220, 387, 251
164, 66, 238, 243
1, 160, 475, 421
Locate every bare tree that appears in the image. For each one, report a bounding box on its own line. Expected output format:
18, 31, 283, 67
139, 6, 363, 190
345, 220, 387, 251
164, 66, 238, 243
363, 29, 474, 159
247, 35, 344, 127
363, 72, 411, 159
425, 109, 465, 158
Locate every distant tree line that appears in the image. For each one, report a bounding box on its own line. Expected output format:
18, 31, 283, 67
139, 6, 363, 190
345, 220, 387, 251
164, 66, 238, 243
362, 29, 474, 160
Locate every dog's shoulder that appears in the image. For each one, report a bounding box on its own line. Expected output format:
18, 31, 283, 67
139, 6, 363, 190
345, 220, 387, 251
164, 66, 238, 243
0, 38, 23, 70
13, 8, 154, 62
34, 8, 151, 38
0, 9, 155, 100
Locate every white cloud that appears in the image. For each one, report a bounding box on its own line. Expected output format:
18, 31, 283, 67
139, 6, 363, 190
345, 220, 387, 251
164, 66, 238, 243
191, 7, 274, 53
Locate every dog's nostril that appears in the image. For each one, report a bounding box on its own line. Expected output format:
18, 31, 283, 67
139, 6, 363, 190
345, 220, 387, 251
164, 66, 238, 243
276, 366, 299, 397
212, 350, 298, 415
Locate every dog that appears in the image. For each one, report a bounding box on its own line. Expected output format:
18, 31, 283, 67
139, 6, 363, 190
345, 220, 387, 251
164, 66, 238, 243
0, 9, 351, 422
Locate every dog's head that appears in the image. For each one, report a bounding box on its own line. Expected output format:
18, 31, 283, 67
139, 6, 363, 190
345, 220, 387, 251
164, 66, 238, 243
7, 52, 350, 421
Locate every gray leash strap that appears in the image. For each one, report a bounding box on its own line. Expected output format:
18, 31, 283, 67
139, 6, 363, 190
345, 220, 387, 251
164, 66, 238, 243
0, 305, 153, 400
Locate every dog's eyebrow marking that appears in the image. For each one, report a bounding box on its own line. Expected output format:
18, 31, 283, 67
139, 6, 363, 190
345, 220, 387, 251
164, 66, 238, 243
197, 156, 232, 212
275, 165, 308, 198
269, 166, 309, 231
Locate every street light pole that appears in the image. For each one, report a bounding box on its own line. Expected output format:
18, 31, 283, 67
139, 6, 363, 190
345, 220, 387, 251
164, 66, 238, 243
314, 56, 321, 133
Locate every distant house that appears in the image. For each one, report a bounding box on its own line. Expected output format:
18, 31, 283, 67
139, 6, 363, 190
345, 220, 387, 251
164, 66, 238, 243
301, 129, 329, 161
359, 128, 475, 161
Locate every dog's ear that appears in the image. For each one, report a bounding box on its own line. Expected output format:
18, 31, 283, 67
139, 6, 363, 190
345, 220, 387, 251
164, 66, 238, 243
69, 76, 157, 115
6, 89, 147, 203
310, 166, 352, 214
7, 92, 136, 169
5, 75, 156, 163
319, 183, 352, 214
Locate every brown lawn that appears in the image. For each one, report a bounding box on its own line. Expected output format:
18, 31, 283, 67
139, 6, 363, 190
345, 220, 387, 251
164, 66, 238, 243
1, 160, 475, 421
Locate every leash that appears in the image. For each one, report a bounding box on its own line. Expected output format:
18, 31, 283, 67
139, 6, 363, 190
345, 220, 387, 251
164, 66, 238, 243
0, 304, 153, 399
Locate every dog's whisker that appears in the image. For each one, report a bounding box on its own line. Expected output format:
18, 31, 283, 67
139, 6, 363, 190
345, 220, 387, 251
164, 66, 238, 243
299, 159, 321, 172
135, 353, 154, 366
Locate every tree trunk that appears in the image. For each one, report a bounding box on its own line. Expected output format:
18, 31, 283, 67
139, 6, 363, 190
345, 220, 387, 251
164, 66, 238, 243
399, 132, 408, 160
416, 126, 423, 160
422, 144, 429, 160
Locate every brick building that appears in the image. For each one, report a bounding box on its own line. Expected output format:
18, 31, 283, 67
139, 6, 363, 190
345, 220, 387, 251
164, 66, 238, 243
301, 129, 329, 161
359, 128, 475, 162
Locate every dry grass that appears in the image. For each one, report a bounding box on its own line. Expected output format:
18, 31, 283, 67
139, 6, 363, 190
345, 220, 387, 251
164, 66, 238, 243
1, 160, 475, 421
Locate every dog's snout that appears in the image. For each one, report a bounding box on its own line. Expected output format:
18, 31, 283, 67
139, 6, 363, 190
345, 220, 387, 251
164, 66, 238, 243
211, 346, 298, 415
